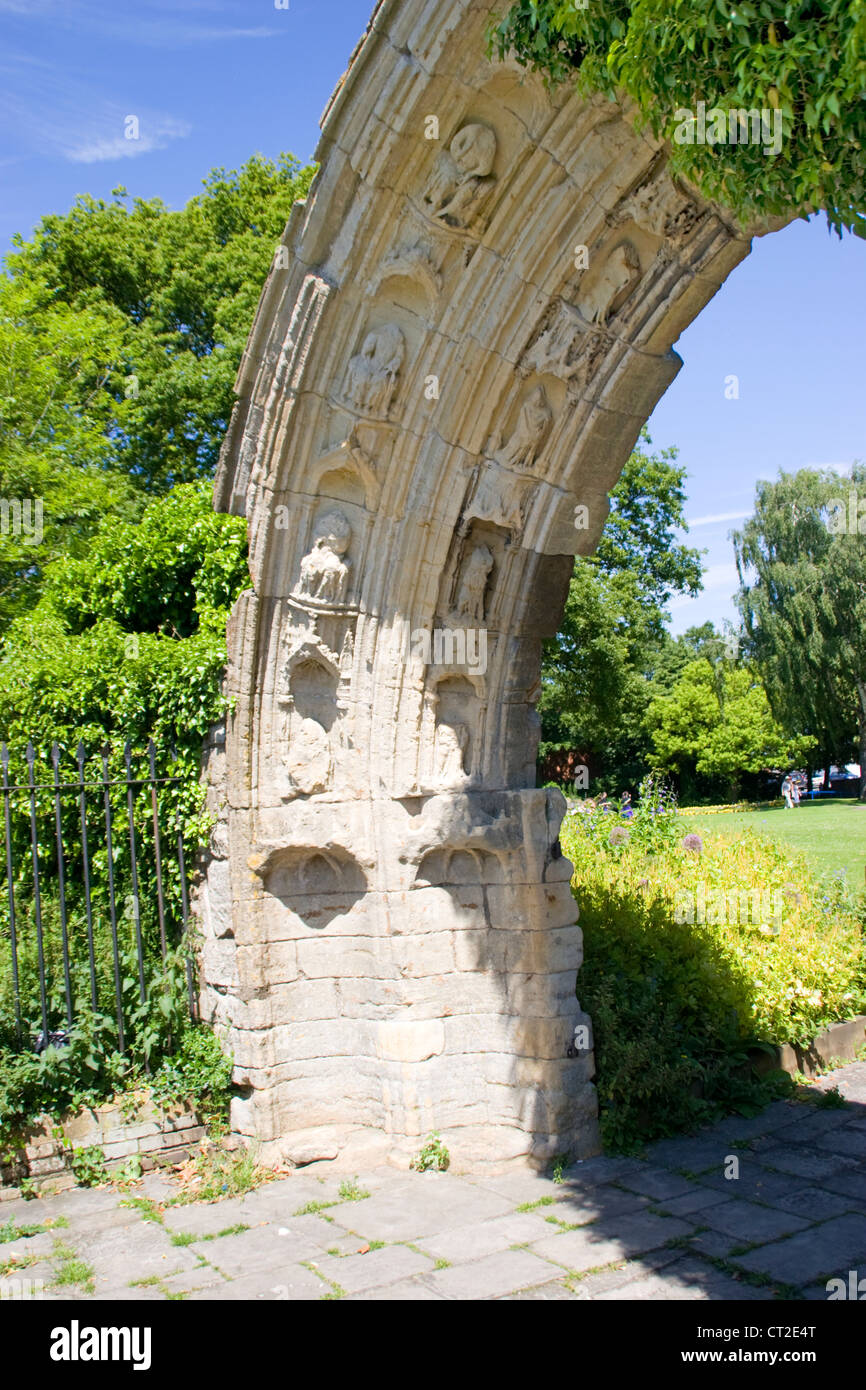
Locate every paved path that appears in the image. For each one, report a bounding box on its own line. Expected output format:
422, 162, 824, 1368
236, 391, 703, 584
2, 1064, 865, 1301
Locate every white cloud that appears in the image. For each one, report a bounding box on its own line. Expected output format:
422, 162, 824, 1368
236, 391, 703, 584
0, 58, 192, 165
685, 509, 749, 527
0, 1, 280, 44
67, 118, 192, 164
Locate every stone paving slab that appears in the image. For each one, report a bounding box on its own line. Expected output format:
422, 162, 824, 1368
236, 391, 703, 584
73, 1217, 200, 1293
313, 1244, 434, 1294
324, 1174, 512, 1242
568, 1246, 683, 1299
700, 1163, 802, 1205
0, 1257, 56, 1294
824, 1167, 866, 1202
190, 1217, 333, 1278
530, 1212, 693, 1273
702, 1100, 803, 1143
650, 1187, 733, 1218
500, 1278, 580, 1301
756, 1144, 859, 1180
820, 1062, 866, 1102
700, 1197, 810, 1244
159, 1264, 226, 1295
815, 1130, 865, 1159
684, 1229, 742, 1260
545, 1186, 651, 1227
763, 1109, 855, 1143
595, 1256, 776, 1302
425, 1248, 560, 1299
644, 1136, 741, 1173
187, 1265, 324, 1300
616, 1166, 697, 1202
767, 1186, 856, 1221
415, 1208, 558, 1264
731, 1214, 866, 1286
350, 1277, 446, 1301
0, 1230, 56, 1260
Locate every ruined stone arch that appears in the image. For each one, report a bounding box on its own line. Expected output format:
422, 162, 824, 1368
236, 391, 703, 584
200, 0, 784, 1170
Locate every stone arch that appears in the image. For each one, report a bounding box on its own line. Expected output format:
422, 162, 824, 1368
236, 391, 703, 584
203, 0, 786, 1170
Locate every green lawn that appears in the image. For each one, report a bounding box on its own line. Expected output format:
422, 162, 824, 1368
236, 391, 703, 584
680, 798, 866, 883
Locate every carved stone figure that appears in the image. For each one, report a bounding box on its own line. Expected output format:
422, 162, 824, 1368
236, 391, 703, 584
498, 385, 553, 469
582, 242, 641, 325
423, 123, 497, 229
466, 461, 532, 534
454, 543, 494, 621
623, 173, 700, 242
521, 300, 591, 384
344, 323, 405, 415
295, 510, 352, 605
435, 720, 469, 786
287, 716, 331, 795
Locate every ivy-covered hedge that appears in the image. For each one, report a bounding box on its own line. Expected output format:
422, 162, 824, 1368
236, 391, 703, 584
0, 482, 248, 1128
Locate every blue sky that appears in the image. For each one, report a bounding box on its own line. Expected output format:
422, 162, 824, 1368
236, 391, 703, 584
2, 0, 864, 638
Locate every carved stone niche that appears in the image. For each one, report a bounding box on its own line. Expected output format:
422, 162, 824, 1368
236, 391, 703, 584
520, 299, 602, 394
463, 459, 536, 541
256, 846, 367, 930
494, 384, 554, 470
415, 845, 504, 888
343, 322, 405, 419
289, 500, 365, 660
367, 241, 443, 316
282, 652, 341, 798
293, 508, 353, 608
578, 241, 642, 327
429, 675, 480, 792
442, 519, 509, 632
620, 167, 702, 243
420, 121, 498, 232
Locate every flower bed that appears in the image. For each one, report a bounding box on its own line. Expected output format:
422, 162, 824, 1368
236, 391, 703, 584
561, 784, 866, 1150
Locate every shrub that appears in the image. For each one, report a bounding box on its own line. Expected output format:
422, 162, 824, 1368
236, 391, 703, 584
149, 1025, 234, 1132
561, 812, 866, 1150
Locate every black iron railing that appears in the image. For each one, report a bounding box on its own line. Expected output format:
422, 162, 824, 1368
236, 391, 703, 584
0, 739, 195, 1053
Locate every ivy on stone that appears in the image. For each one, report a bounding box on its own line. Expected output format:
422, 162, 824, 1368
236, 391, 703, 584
491, 0, 866, 235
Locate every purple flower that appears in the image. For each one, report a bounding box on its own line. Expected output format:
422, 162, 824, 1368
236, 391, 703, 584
682, 833, 703, 854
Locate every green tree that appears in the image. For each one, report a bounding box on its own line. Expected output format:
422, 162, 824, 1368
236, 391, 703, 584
540, 433, 703, 789
0, 482, 249, 758
491, 0, 866, 235
646, 656, 814, 800
733, 464, 866, 798
0, 153, 313, 629
0, 275, 140, 628
4, 155, 314, 494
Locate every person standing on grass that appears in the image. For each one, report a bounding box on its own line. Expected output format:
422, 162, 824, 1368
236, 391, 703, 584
782, 774, 794, 809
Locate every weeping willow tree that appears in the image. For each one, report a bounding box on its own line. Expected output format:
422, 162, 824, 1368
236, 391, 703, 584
733, 464, 866, 799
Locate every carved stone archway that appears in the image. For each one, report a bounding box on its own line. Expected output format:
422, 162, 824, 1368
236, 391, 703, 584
200, 0, 781, 1170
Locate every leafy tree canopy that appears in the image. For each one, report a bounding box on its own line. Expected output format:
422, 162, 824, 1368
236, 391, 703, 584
646, 656, 814, 796
0, 481, 248, 778
0, 154, 313, 625
734, 462, 866, 795
540, 431, 703, 782
4, 154, 314, 492
491, 0, 866, 235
